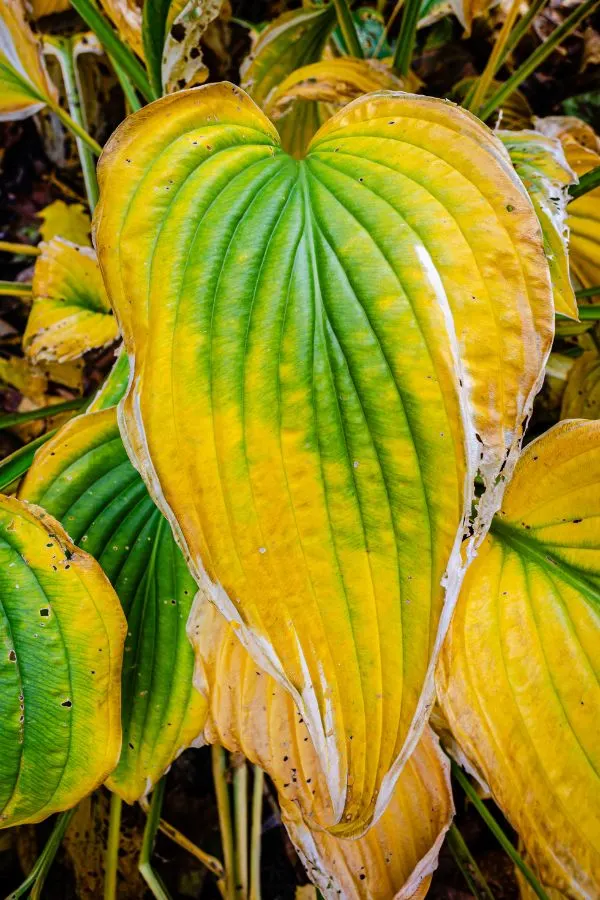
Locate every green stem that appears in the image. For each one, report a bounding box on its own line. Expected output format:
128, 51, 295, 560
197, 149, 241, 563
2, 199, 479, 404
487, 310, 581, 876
44, 38, 99, 210
104, 793, 122, 900
70, 0, 155, 102
110, 54, 143, 112
332, 0, 364, 58
47, 99, 102, 156
7, 808, 76, 899
451, 762, 549, 900
212, 746, 236, 900
467, 0, 522, 114
575, 285, 600, 298
0, 280, 32, 297
139, 778, 172, 900
446, 823, 495, 900
577, 305, 600, 320
0, 397, 85, 430
569, 165, 600, 200
500, 0, 548, 63
479, 0, 600, 121
0, 241, 40, 257
374, 0, 404, 57
392, 0, 422, 75
233, 761, 248, 899
249, 768, 264, 900
0, 430, 57, 492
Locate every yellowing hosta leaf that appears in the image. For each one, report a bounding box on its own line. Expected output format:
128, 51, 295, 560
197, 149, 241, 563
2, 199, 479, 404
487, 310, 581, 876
24, 238, 119, 364
499, 130, 578, 319
240, 4, 337, 110
437, 419, 600, 897
38, 200, 91, 245
94, 83, 554, 834
0, 0, 57, 121
264, 58, 409, 158
20, 409, 207, 803
162, 0, 224, 94
99, 0, 144, 59
0, 495, 125, 827
192, 599, 453, 897
561, 350, 600, 419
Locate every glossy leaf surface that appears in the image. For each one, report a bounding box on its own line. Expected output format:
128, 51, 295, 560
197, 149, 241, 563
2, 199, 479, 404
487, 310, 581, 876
95, 83, 553, 833
24, 238, 119, 364
437, 419, 600, 897
0, 0, 58, 121
192, 598, 453, 897
20, 409, 206, 803
0, 495, 125, 827
500, 129, 578, 319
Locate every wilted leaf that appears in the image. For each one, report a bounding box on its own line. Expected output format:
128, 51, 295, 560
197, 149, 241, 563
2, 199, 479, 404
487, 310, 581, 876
437, 419, 600, 897
99, 0, 144, 60
193, 599, 453, 897
30, 0, 70, 18
561, 350, 600, 418
449, 0, 495, 36
264, 58, 411, 158
24, 238, 119, 364
452, 77, 533, 130
20, 408, 207, 803
0, 495, 125, 827
0, 0, 58, 121
38, 200, 91, 245
499, 130, 578, 319
240, 4, 337, 110
161, 0, 225, 94
94, 83, 553, 834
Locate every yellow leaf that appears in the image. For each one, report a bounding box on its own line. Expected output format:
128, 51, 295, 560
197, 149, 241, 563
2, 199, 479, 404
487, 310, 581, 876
0, 0, 57, 121
192, 598, 454, 897
264, 58, 413, 158
0, 355, 47, 406
94, 83, 553, 834
449, 0, 495, 36
0, 495, 126, 827
24, 238, 119, 363
38, 199, 91, 245
453, 77, 534, 130
499, 130, 578, 319
30, 0, 70, 18
561, 350, 600, 419
437, 419, 600, 898
98, 0, 144, 60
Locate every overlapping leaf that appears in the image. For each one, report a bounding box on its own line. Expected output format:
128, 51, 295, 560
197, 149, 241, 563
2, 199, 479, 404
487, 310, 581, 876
24, 238, 119, 364
20, 408, 206, 803
38, 199, 91, 245
561, 350, 600, 419
437, 419, 600, 897
30, 0, 70, 18
0, 495, 125, 827
0, 0, 57, 120
95, 83, 553, 833
499, 130, 578, 319
192, 598, 453, 898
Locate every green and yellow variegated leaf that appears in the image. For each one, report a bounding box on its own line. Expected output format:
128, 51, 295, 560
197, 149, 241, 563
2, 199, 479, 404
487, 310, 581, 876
0, 495, 125, 827
0, 0, 58, 121
95, 83, 553, 834
561, 350, 600, 419
264, 58, 411, 159
24, 238, 119, 364
20, 409, 206, 803
499, 130, 578, 319
192, 598, 453, 897
437, 419, 600, 898
88, 349, 130, 413
240, 4, 337, 110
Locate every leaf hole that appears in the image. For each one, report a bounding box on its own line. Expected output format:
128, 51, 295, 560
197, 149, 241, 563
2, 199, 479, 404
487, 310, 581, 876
40, 608, 50, 617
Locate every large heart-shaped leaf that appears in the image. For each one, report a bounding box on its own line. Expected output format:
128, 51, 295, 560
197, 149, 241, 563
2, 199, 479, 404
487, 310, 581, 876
20, 408, 206, 803
192, 598, 454, 898
94, 83, 553, 833
24, 238, 119, 364
0, 494, 125, 827
437, 419, 600, 897
0, 0, 58, 121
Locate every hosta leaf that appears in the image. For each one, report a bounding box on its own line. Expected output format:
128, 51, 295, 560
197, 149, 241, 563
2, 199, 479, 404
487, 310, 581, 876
0, 0, 58, 121
536, 116, 600, 296
240, 4, 337, 110
30, 0, 70, 17
192, 598, 453, 897
38, 200, 91, 245
88, 349, 130, 413
24, 238, 119, 364
0, 494, 125, 827
161, 0, 224, 94
452, 77, 533, 131
94, 83, 553, 834
437, 419, 600, 897
20, 409, 206, 803
561, 350, 600, 419
264, 58, 410, 158
99, 0, 144, 60
499, 130, 578, 319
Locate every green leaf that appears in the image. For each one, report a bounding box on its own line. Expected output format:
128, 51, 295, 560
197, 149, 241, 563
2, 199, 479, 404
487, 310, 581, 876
20, 408, 206, 803
142, 0, 171, 98
0, 495, 125, 827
